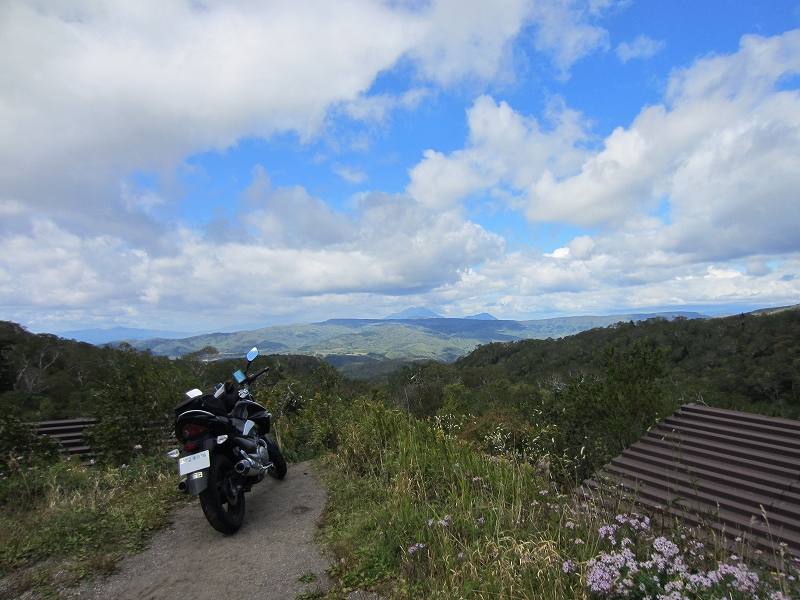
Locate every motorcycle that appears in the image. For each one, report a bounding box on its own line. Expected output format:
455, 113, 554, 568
168, 347, 287, 534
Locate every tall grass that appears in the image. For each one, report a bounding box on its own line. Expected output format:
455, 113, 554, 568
314, 400, 799, 599
318, 401, 590, 598
0, 455, 188, 598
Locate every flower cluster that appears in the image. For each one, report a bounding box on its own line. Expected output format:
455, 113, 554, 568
407, 542, 426, 554
581, 514, 798, 599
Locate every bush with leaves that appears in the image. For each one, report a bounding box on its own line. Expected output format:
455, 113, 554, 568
534, 341, 672, 485
0, 406, 59, 478
85, 345, 187, 465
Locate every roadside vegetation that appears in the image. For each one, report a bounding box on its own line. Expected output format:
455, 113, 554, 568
267, 321, 799, 599
0, 309, 798, 598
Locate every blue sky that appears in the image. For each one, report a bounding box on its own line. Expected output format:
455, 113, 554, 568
1, 0, 800, 333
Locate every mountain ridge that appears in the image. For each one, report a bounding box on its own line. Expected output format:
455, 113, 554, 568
118, 311, 710, 371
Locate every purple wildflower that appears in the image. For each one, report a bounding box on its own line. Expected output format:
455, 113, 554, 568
408, 542, 426, 555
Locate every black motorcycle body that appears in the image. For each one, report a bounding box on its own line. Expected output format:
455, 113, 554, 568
170, 347, 286, 534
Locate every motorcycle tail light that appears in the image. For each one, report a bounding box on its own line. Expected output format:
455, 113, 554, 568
181, 423, 208, 439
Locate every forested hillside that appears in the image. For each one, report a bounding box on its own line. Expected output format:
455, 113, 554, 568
455, 308, 800, 416
373, 307, 799, 485
2, 307, 798, 422
0, 320, 322, 421
120, 311, 706, 365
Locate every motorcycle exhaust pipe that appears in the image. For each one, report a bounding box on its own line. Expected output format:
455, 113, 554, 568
234, 459, 266, 477
178, 478, 188, 493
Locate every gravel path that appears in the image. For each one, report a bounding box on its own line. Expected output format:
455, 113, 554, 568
64, 462, 334, 600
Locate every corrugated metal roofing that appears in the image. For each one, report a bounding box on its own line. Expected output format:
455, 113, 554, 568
586, 404, 800, 558
34, 418, 97, 462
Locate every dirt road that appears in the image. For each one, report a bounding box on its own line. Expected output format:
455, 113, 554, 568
65, 462, 335, 600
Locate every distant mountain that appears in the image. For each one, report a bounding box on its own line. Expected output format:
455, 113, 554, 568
747, 303, 800, 316
57, 326, 192, 344
465, 313, 497, 320
120, 311, 711, 373
384, 307, 442, 319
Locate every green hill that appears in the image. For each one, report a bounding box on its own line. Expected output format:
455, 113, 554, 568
123, 312, 708, 372
395, 304, 800, 420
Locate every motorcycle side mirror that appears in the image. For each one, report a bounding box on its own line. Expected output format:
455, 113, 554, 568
246, 347, 258, 362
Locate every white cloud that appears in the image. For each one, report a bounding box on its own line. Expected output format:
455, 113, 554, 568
407, 0, 533, 85
567, 235, 595, 259
332, 166, 368, 185
0, 0, 612, 234
0, 0, 623, 329
341, 88, 429, 123
544, 247, 570, 258
7, 2, 799, 330
407, 149, 494, 210
416, 30, 800, 265
407, 95, 591, 209
0, 172, 505, 329
529, 0, 612, 76
518, 30, 800, 263
429, 248, 800, 319
616, 34, 665, 63
533, 30, 800, 263
400, 30, 800, 320
1, 1, 416, 210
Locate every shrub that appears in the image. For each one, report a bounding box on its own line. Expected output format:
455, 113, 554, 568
0, 405, 59, 480
84, 346, 185, 465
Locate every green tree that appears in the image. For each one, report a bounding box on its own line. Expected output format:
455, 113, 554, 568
85, 345, 186, 465
544, 341, 670, 484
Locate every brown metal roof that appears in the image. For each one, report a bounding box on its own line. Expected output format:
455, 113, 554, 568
586, 404, 800, 558
33, 418, 97, 461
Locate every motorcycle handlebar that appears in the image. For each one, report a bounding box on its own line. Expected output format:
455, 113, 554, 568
245, 366, 269, 385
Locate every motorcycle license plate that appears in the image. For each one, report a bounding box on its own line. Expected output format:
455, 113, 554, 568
179, 450, 210, 476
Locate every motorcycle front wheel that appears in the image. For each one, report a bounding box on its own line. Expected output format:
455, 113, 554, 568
199, 453, 246, 534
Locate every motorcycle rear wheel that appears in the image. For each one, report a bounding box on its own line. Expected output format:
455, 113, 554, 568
199, 453, 246, 534
264, 434, 287, 480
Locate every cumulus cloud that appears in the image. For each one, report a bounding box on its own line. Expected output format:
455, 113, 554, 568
0, 0, 612, 235
341, 88, 429, 123
530, 0, 612, 76
616, 34, 666, 63
407, 95, 591, 209
532, 30, 800, 262
6, 1, 798, 330
568, 235, 596, 259
1, 1, 415, 216
400, 30, 800, 319
429, 248, 800, 319
420, 30, 800, 261
0, 171, 505, 329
